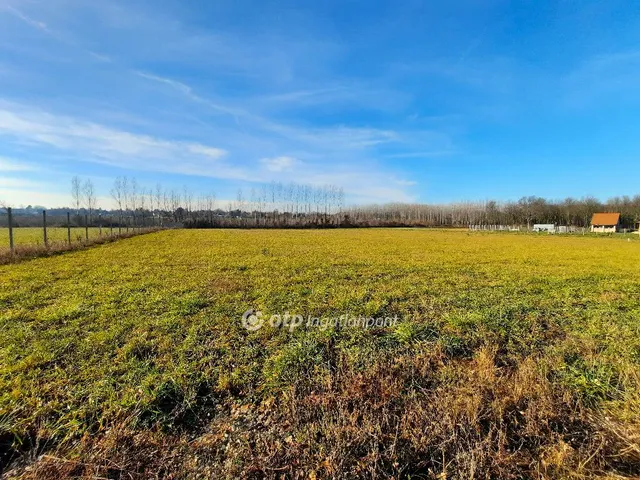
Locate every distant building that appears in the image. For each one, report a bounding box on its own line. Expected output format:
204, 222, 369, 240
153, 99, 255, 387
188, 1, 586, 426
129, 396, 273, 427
590, 213, 620, 233
533, 224, 556, 232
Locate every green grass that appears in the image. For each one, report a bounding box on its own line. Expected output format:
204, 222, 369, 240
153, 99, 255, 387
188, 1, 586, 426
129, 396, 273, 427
0, 227, 108, 250
1, 229, 639, 478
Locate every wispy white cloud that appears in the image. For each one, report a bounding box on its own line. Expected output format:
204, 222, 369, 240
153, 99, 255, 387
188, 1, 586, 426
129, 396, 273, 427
133, 71, 431, 180
2, 5, 50, 32
0, 3, 118, 67
136, 71, 192, 95
0, 99, 427, 204
0, 101, 417, 203
0, 101, 250, 179
136, 71, 244, 122
88, 51, 112, 63
0, 176, 41, 188
394, 179, 417, 187
252, 84, 410, 113
260, 156, 297, 172
0, 1, 455, 205
136, 70, 408, 151
0, 156, 38, 171
281, 126, 399, 149
186, 144, 226, 159
385, 150, 457, 159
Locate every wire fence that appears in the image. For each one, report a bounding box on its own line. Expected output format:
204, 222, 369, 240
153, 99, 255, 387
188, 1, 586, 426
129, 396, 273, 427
0, 208, 164, 254
469, 224, 593, 233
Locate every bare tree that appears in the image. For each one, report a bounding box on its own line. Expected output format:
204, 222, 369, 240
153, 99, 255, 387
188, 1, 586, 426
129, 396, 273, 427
183, 186, 193, 218
236, 188, 245, 213
139, 187, 147, 227
111, 177, 125, 226
122, 176, 130, 216
147, 188, 154, 219
155, 184, 163, 212
205, 193, 216, 224
71, 176, 83, 216
170, 190, 180, 221
130, 178, 139, 226
83, 179, 97, 223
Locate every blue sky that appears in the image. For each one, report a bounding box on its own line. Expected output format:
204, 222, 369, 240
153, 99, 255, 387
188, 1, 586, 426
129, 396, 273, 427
1, 0, 639, 208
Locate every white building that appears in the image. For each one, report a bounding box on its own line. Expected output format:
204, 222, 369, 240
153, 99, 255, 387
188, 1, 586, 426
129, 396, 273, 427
533, 224, 556, 232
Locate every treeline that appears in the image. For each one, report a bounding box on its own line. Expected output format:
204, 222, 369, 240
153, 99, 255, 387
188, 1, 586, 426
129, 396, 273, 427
184, 195, 640, 230
108, 177, 347, 228
184, 182, 346, 228
345, 196, 640, 229
3, 177, 639, 230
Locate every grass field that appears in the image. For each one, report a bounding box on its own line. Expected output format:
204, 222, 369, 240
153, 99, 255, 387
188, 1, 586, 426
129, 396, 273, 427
1, 229, 639, 478
0, 227, 108, 250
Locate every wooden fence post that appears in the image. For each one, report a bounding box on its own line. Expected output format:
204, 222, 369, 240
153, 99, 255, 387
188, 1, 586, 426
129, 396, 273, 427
43, 210, 48, 247
99, 214, 102, 236
67, 212, 71, 245
8, 207, 14, 253
85, 214, 89, 241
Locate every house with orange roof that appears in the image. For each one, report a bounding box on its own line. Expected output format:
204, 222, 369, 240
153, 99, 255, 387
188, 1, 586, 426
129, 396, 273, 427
590, 213, 621, 233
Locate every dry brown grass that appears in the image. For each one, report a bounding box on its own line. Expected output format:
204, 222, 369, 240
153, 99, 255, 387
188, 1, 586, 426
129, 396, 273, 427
0, 229, 162, 265
8, 344, 639, 480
